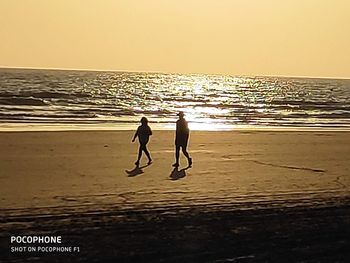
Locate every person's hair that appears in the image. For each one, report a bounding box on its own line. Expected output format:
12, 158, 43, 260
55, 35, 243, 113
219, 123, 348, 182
141, 117, 148, 125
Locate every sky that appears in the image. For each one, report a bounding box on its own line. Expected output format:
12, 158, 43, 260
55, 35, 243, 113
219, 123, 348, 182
0, 0, 349, 78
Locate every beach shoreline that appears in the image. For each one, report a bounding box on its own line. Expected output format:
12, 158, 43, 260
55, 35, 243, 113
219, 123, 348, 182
1, 130, 349, 261
1, 129, 349, 211
1, 122, 350, 132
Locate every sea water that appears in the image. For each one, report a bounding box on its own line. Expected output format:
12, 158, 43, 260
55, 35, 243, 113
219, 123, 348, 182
0, 68, 349, 130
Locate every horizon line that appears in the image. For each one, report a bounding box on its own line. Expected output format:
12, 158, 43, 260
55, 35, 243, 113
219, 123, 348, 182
0, 66, 349, 81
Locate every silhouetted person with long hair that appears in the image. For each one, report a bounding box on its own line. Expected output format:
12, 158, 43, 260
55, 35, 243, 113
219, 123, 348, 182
173, 111, 192, 168
132, 117, 152, 166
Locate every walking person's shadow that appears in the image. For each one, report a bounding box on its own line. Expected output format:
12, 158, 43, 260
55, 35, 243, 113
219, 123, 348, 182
169, 166, 190, 181
125, 164, 150, 177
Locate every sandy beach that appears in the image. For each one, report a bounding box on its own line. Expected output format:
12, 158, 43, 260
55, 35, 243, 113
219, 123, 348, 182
1, 130, 350, 262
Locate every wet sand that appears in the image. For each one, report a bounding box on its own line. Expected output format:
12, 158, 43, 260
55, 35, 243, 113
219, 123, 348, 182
0, 130, 350, 262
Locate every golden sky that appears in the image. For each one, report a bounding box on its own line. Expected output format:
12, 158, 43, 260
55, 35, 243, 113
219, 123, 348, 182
0, 0, 349, 78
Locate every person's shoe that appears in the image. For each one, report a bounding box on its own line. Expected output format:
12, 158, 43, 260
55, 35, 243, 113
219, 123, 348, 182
147, 159, 153, 165
188, 158, 192, 167
172, 163, 179, 167
134, 161, 140, 166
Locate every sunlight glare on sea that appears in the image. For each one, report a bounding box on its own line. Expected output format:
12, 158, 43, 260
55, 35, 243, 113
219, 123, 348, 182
0, 68, 349, 130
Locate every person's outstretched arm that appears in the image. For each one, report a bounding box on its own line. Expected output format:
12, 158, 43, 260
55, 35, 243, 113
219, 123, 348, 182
132, 129, 138, 142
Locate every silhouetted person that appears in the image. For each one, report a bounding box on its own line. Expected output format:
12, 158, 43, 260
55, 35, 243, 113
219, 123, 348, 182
132, 117, 152, 166
173, 111, 192, 167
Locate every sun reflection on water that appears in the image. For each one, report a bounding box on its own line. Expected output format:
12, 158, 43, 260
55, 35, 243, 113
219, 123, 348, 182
1, 70, 349, 130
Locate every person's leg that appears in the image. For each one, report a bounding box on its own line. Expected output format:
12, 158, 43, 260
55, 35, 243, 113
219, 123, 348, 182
173, 145, 180, 167
182, 144, 192, 167
135, 145, 142, 165
142, 144, 152, 164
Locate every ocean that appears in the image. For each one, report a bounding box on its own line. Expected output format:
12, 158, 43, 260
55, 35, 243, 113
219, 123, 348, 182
0, 68, 349, 130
